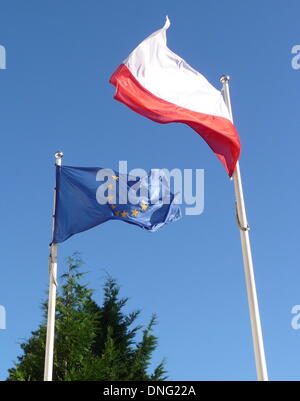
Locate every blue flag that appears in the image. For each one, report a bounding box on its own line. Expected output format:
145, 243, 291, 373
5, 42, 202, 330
53, 166, 181, 243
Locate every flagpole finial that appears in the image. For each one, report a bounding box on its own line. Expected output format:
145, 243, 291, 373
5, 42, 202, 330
220, 75, 230, 84
54, 151, 63, 166
54, 151, 63, 160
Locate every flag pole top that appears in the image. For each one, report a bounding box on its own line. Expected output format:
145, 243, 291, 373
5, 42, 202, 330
54, 151, 63, 160
220, 75, 230, 84
54, 151, 63, 166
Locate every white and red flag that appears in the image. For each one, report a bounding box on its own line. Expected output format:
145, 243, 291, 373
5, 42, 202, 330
110, 17, 241, 176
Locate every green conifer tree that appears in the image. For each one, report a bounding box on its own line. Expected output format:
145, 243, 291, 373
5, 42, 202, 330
7, 255, 166, 381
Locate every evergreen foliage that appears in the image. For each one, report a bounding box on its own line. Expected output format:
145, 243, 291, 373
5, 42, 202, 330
7, 255, 166, 381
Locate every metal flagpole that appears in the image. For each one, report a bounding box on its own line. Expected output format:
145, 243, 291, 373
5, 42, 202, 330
44, 151, 63, 381
220, 75, 268, 381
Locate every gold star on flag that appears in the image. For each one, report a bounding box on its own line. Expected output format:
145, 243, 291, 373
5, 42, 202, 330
121, 211, 128, 217
141, 203, 148, 211
111, 205, 116, 209
131, 209, 139, 217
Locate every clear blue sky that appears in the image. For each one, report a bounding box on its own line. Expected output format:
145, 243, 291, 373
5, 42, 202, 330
0, 0, 299, 381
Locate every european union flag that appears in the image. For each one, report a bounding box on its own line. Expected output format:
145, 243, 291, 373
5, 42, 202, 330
53, 166, 181, 243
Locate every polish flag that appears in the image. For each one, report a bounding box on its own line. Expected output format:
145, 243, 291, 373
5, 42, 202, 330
110, 17, 241, 176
